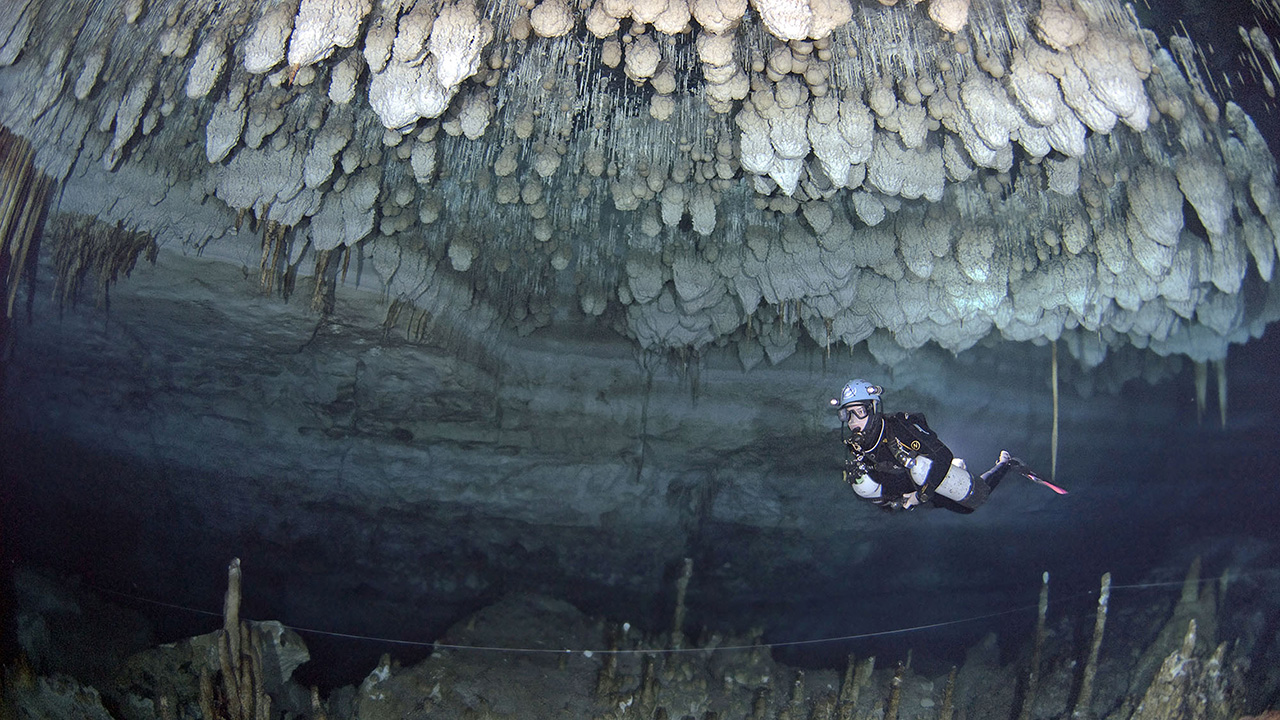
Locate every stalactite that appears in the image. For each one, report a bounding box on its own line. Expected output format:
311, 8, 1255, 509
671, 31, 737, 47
0, 0, 1273, 370
381, 297, 405, 339
312, 248, 336, 314
0, 129, 37, 271
1, 126, 52, 323
340, 245, 353, 284
3, 172, 50, 319
259, 219, 291, 296
259, 219, 274, 293
1214, 356, 1227, 429
1018, 571, 1050, 720
280, 259, 298, 302
1194, 361, 1208, 425
49, 215, 158, 310
1071, 572, 1111, 719
1051, 340, 1059, 483
407, 308, 425, 341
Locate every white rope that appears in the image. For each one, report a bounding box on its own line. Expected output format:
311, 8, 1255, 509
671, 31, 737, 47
90, 568, 1280, 657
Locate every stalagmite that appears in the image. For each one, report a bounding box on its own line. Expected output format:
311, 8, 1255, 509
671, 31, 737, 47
1071, 572, 1111, 719
1127, 556, 1225, 700
939, 666, 957, 720
835, 654, 872, 719
202, 557, 273, 720
637, 655, 659, 715
594, 627, 621, 700
836, 656, 855, 719
885, 663, 904, 720
1130, 620, 1232, 720
221, 558, 244, 719
1018, 571, 1050, 720
670, 557, 693, 649
785, 671, 806, 717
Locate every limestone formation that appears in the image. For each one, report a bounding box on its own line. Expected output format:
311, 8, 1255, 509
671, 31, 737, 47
0, 0, 1278, 378
6, 563, 1270, 720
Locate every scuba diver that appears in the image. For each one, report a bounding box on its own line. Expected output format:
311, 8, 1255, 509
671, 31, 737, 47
832, 379, 1067, 513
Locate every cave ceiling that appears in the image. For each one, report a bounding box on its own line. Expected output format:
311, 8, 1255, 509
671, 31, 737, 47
2, 0, 1280, 373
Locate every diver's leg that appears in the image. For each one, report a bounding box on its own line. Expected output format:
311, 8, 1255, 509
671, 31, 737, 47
952, 452, 1028, 511
980, 450, 1017, 492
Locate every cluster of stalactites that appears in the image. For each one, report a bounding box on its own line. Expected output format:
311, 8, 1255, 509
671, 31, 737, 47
2, 0, 1280, 374
0, 126, 53, 321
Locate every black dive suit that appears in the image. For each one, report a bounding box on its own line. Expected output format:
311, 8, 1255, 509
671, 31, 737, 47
844, 412, 1017, 512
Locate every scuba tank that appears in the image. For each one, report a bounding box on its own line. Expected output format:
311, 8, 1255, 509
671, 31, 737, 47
907, 456, 978, 503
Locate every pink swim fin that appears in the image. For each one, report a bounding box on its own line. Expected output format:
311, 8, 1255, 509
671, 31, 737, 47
1020, 466, 1069, 495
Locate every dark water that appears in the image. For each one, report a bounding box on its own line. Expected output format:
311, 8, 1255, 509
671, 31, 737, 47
3, 330, 1279, 690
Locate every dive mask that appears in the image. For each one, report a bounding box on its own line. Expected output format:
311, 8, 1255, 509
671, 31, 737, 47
837, 402, 872, 422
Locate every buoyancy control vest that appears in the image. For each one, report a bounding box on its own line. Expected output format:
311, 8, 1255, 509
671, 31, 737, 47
846, 412, 967, 502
